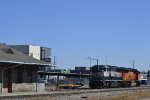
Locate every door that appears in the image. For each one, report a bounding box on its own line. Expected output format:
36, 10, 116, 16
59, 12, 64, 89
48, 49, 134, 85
3, 68, 12, 93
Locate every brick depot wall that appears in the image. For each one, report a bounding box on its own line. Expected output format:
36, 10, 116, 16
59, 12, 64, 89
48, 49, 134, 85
0, 84, 2, 94
12, 83, 45, 93
12, 83, 36, 92
12, 66, 37, 83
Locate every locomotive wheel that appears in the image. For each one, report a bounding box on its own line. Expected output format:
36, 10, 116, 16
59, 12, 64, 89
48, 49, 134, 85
117, 82, 122, 88
89, 81, 106, 89
105, 82, 110, 88
89, 81, 96, 89
135, 81, 141, 87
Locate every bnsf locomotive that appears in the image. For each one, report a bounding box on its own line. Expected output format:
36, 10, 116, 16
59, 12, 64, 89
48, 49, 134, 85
89, 65, 140, 89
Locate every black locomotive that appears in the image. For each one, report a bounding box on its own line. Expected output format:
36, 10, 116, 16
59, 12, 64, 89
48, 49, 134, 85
89, 65, 140, 89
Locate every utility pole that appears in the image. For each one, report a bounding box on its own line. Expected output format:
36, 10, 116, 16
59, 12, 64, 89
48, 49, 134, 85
105, 54, 108, 65
54, 56, 56, 72
88, 57, 92, 67
133, 60, 134, 69
96, 59, 98, 65
92, 58, 99, 65
105, 54, 108, 72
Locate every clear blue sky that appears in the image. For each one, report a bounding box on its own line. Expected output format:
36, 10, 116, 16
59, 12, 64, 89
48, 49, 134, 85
0, 0, 150, 71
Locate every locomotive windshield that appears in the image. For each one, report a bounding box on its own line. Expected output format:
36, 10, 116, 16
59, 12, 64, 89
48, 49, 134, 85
91, 65, 106, 72
90, 65, 107, 80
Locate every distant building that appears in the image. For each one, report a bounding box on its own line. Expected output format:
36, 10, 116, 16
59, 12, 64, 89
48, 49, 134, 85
8, 45, 51, 62
40, 46, 51, 62
8, 45, 52, 71
75, 66, 91, 71
147, 70, 150, 78
140, 73, 147, 84
50, 69, 70, 74
70, 66, 91, 74
139, 70, 150, 85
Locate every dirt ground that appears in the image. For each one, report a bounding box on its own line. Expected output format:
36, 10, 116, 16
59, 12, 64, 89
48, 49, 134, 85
45, 89, 150, 100
1, 86, 150, 100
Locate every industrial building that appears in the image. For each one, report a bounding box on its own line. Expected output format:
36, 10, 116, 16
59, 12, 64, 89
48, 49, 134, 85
8, 45, 51, 62
8, 45, 52, 71
140, 73, 148, 85
70, 66, 91, 74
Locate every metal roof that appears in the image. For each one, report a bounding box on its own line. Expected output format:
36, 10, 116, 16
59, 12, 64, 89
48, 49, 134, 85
38, 71, 90, 77
0, 44, 51, 66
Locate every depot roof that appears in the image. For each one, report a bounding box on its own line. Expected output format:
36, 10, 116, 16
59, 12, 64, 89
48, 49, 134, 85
0, 44, 51, 66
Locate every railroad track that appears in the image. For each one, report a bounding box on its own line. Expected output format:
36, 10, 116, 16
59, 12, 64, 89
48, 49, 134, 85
56, 85, 150, 94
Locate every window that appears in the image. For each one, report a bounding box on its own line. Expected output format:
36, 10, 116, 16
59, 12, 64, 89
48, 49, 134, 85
30, 53, 33, 57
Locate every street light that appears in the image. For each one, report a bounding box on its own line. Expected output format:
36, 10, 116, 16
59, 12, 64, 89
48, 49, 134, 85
92, 58, 99, 65
53, 56, 59, 72
87, 57, 92, 67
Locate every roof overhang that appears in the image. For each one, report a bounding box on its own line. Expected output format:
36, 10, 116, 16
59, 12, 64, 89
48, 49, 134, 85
0, 60, 51, 66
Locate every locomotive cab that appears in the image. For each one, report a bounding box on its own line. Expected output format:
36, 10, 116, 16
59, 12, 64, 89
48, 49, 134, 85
89, 65, 107, 88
